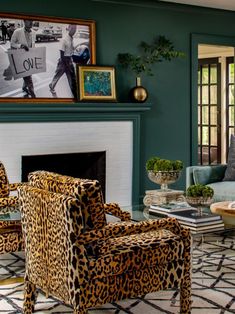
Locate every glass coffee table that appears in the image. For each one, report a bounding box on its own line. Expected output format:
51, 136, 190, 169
122, 204, 235, 238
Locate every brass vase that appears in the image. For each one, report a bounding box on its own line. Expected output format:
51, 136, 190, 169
129, 77, 148, 103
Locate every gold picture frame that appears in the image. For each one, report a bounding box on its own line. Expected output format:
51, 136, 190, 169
77, 65, 116, 101
0, 12, 96, 102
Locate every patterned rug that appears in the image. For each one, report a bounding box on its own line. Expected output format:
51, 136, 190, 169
1, 233, 235, 313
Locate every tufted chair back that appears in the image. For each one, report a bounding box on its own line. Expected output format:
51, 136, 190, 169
28, 170, 107, 231
0, 162, 10, 197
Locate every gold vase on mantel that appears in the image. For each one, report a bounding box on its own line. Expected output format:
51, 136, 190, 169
129, 77, 148, 103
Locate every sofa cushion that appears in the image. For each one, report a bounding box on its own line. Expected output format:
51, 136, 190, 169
193, 165, 226, 185
223, 134, 235, 181
207, 182, 235, 202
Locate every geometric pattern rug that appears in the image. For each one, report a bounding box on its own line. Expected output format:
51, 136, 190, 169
1, 233, 235, 313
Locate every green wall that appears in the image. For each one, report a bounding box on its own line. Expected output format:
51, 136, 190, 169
2, 0, 235, 199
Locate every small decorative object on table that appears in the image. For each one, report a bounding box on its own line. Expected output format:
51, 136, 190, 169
118, 36, 184, 103
143, 156, 184, 205
146, 156, 183, 190
186, 184, 214, 217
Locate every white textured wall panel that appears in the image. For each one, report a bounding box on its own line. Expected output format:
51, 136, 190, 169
0, 121, 133, 206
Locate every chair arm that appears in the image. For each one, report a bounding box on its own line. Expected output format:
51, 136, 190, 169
0, 196, 18, 208
104, 203, 131, 221
9, 183, 23, 191
77, 217, 184, 245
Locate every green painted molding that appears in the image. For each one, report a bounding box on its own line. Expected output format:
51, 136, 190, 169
0, 102, 151, 122
0, 102, 151, 204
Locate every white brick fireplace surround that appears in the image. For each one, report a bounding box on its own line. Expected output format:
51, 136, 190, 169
0, 102, 151, 205
0, 121, 132, 205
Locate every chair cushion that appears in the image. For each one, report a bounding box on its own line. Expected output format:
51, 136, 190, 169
193, 165, 225, 185
89, 229, 184, 279
223, 134, 235, 181
0, 162, 10, 197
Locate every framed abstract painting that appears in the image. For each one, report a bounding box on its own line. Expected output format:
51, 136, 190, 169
77, 65, 116, 101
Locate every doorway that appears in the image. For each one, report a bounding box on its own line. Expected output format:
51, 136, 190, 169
191, 34, 235, 166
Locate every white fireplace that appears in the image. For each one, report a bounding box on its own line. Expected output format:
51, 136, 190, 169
0, 121, 133, 206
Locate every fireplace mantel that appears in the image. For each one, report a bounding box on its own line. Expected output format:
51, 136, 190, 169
0, 102, 151, 122
0, 102, 151, 205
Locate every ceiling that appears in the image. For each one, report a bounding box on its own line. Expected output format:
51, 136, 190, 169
159, 0, 235, 11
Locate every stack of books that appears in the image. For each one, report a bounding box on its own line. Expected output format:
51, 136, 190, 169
149, 202, 193, 215
168, 209, 224, 234
149, 202, 224, 234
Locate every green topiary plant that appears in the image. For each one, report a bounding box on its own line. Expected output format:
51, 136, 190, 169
186, 184, 214, 198
146, 157, 183, 172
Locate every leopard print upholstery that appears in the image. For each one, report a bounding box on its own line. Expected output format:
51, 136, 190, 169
19, 183, 192, 314
0, 162, 23, 255
0, 162, 10, 197
28, 170, 130, 230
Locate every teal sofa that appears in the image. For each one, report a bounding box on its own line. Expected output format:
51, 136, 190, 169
186, 165, 235, 202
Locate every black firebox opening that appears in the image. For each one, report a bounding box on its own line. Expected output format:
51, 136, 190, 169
21, 151, 106, 200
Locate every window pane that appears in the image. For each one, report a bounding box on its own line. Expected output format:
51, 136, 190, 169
229, 106, 234, 125
198, 106, 201, 124
198, 128, 201, 142
229, 63, 234, 84
198, 146, 201, 164
210, 147, 217, 164
210, 85, 217, 104
210, 106, 217, 125
229, 128, 234, 141
210, 127, 217, 145
202, 66, 209, 84
202, 126, 208, 145
198, 86, 201, 104
198, 70, 201, 84
202, 106, 208, 124
202, 146, 209, 164
229, 85, 234, 105
202, 86, 208, 104
210, 65, 217, 84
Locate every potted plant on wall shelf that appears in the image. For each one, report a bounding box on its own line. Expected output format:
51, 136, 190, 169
118, 35, 184, 102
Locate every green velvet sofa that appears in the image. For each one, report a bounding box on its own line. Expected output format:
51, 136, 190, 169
186, 165, 235, 202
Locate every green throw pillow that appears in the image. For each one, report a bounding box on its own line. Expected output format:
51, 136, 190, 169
193, 165, 226, 185
223, 134, 235, 181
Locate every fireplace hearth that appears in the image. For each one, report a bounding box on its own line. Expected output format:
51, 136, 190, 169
22, 151, 106, 200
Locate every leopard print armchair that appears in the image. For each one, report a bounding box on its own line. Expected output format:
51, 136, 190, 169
0, 161, 21, 208
0, 162, 24, 255
19, 178, 192, 314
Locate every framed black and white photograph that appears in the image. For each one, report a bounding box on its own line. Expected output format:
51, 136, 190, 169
0, 12, 96, 102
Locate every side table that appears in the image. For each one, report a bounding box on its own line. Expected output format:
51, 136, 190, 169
143, 189, 185, 206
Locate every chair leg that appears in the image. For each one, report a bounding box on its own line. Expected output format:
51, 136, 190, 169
180, 279, 191, 314
23, 278, 37, 314
73, 308, 87, 314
